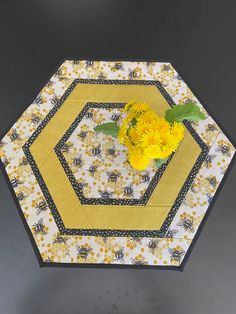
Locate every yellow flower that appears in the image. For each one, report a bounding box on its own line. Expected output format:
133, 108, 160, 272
153, 117, 170, 133
135, 120, 151, 136
158, 146, 174, 159
171, 122, 185, 142
137, 110, 157, 125
142, 128, 181, 159
119, 101, 185, 171
144, 143, 172, 159
123, 100, 135, 112
144, 145, 162, 159
118, 112, 136, 144
128, 127, 140, 143
125, 139, 136, 150
128, 148, 150, 171
139, 129, 162, 148
160, 132, 172, 146
159, 133, 178, 157
130, 102, 149, 114
125, 111, 136, 123
123, 100, 149, 114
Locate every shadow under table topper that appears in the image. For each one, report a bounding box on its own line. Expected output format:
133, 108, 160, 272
0, 60, 235, 269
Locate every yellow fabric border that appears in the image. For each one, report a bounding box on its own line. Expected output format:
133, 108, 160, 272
30, 83, 201, 230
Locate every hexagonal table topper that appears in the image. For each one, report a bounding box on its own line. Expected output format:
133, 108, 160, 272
0, 60, 235, 269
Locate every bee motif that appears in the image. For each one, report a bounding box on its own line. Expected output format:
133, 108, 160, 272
107, 146, 116, 156
17, 192, 27, 201
190, 184, 197, 193
30, 114, 41, 125
78, 131, 87, 141
19, 157, 28, 166
184, 98, 196, 105
76, 244, 92, 260
57, 76, 67, 82
73, 60, 80, 65
98, 72, 106, 80
91, 144, 102, 159
216, 144, 231, 157
53, 234, 68, 244
131, 257, 148, 265
128, 68, 138, 79
123, 185, 134, 197
35, 200, 48, 215
147, 239, 159, 254
72, 155, 83, 168
11, 177, 23, 188
56, 69, 63, 76
168, 247, 185, 264
112, 62, 124, 71
32, 218, 47, 235
35, 96, 44, 105
207, 176, 218, 188
98, 189, 113, 199
85, 61, 94, 68
165, 229, 178, 238
61, 143, 73, 153
106, 171, 120, 183
85, 111, 93, 120
44, 257, 53, 263
88, 165, 98, 176
110, 113, 121, 122
162, 64, 171, 71
129, 237, 142, 244
77, 181, 88, 191
146, 61, 155, 68
221, 168, 226, 175
206, 193, 213, 204
114, 247, 125, 262
9, 129, 21, 142
51, 96, 59, 106
204, 154, 216, 168
182, 197, 188, 206
46, 80, 53, 87
177, 217, 194, 233
175, 74, 183, 81
2, 157, 9, 167
141, 172, 150, 183
206, 123, 218, 132
102, 236, 108, 243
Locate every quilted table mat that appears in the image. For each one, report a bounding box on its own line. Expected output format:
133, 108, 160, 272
0, 60, 235, 269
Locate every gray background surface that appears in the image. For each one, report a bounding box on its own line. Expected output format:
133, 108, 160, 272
0, 1, 236, 313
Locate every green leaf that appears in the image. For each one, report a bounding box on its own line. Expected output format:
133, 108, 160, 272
94, 122, 119, 138
155, 158, 168, 168
165, 101, 206, 123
